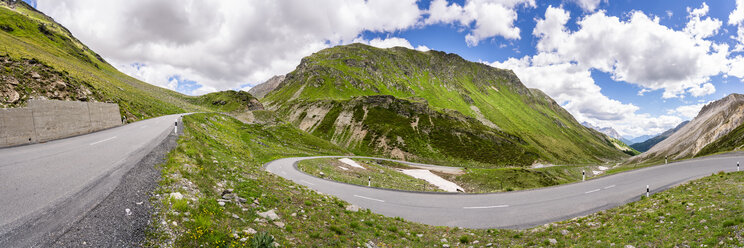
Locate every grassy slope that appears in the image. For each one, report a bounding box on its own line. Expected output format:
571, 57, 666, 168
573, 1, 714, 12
696, 122, 744, 157
266, 43, 626, 166
151, 113, 744, 247
287, 96, 540, 167
0, 2, 212, 120
298, 157, 599, 193
297, 158, 444, 192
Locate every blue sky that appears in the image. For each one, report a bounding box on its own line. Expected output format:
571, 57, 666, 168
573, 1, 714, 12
34, 0, 744, 139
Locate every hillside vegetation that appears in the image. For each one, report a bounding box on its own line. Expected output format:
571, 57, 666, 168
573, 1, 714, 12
265, 43, 628, 167
151, 113, 744, 247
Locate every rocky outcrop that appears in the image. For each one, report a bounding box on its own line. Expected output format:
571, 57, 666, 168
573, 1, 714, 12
0, 56, 100, 108
248, 75, 285, 99
630, 94, 744, 162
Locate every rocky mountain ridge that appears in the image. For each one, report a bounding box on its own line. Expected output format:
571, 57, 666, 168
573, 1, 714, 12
630, 93, 744, 162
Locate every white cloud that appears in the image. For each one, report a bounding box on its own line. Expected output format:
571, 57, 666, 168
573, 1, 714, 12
485, 5, 735, 137
366, 37, 415, 49
668, 103, 707, 119
684, 3, 722, 40
729, 0, 744, 26
729, 0, 744, 51
533, 5, 727, 99
37, 0, 422, 94
489, 57, 683, 138
570, 0, 605, 12
425, 0, 536, 46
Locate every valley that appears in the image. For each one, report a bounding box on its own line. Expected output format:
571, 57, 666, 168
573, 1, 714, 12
1, 1, 743, 247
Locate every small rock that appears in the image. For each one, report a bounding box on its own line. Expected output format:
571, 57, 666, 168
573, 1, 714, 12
239, 237, 247, 242
171, 221, 178, 226
136, 201, 144, 205
237, 197, 248, 203
625, 245, 635, 248
243, 228, 257, 235
291, 213, 297, 217
218, 201, 225, 206
125, 208, 132, 216
319, 172, 325, 177
416, 234, 423, 237
233, 233, 239, 239
345, 204, 360, 212
232, 214, 240, 219
441, 238, 447, 243
365, 241, 378, 248
258, 209, 280, 220
548, 238, 557, 245
169, 192, 183, 200
274, 221, 285, 228
442, 244, 450, 248
486, 243, 493, 247
560, 229, 569, 236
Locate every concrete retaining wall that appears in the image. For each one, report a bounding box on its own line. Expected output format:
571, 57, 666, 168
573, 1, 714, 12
0, 99, 121, 147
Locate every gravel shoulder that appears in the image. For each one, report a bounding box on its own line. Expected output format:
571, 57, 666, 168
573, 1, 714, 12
47, 119, 182, 247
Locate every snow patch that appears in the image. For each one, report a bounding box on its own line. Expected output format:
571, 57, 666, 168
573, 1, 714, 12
400, 169, 464, 192
338, 166, 349, 171
598, 166, 609, 171
339, 158, 365, 170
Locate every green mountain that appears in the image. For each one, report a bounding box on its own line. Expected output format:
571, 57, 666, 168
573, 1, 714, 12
0, 1, 255, 121
264, 43, 628, 167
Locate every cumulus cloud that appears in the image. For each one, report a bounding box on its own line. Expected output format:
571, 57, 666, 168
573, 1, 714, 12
668, 103, 707, 120
425, 0, 535, 46
486, 4, 735, 137
569, 0, 605, 12
532, 5, 727, 99
729, 0, 744, 51
37, 0, 422, 95
489, 57, 684, 138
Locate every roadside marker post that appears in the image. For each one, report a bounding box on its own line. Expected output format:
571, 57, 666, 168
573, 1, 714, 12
582, 170, 585, 181
174, 121, 178, 134
646, 185, 650, 198
368, 176, 371, 187
665, 156, 668, 164
738, 161, 740, 172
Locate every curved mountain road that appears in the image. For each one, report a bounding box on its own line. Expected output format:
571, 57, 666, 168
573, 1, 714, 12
0, 114, 183, 246
266, 154, 743, 229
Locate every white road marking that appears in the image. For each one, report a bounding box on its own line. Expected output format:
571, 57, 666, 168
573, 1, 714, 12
353, 195, 385, 202
603, 185, 616, 189
585, 189, 601, 194
90, 136, 117, 145
300, 180, 315, 186
463, 205, 509, 209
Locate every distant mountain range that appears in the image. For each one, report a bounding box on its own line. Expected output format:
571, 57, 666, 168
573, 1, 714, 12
629, 121, 689, 153
581, 122, 628, 142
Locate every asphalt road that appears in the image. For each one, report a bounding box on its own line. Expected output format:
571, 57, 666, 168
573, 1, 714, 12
266, 154, 743, 229
0, 114, 182, 246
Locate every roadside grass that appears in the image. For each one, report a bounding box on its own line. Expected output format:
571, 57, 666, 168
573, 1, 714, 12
150, 113, 744, 247
296, 158, 445, 192
299, 158, 610, 193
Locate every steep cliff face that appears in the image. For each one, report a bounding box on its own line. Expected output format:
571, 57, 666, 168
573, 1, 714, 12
248, 75, 285, 99
266, 43, 628, 167
631, 94, 744, 162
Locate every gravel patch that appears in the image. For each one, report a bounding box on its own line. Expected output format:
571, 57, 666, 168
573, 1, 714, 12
47, 119, 182, 247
